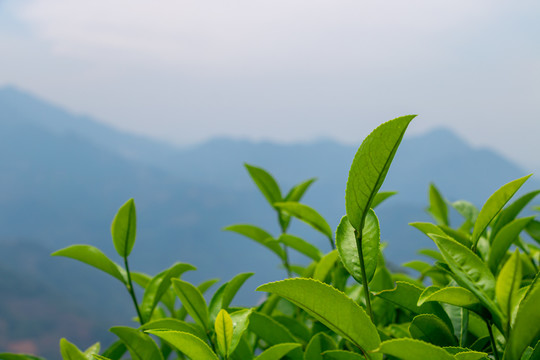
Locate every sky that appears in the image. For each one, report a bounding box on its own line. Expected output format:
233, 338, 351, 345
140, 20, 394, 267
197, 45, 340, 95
1, 0, 539, 169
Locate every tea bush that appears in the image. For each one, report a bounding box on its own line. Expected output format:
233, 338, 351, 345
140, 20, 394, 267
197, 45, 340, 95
2, 116, 539, 360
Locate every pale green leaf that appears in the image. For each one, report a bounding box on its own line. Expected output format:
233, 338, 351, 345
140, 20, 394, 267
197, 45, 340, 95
110, 326, 163, 360
255, 344, 302, 360
51, 245, 127, 284
376, 338, 455, 360
372, 191, 398, 209
313, 250, 339, 282
336, 212, 380, 285
472, 175, 532, 247
139, 318, 206, 340
245, 163, 282, 206
275, 202, 333, 241
172, 279, 210, 330
215, 309, 233, 357
111, 198, 137, 258
59, 338, 86, 360
488, 217, 534, 273
146, 330, 218, 360
428, 184, 449, 226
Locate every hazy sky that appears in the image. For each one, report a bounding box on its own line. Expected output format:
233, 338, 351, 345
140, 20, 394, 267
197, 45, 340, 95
1, 0, 539, 169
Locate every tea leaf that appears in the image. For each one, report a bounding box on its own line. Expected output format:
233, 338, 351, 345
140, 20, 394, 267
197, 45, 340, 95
305, 332, 337, 360
140, 262, 196, 322
223, 224, 285, 260
496, 250, 522, 334
0, 355, 45, 360
504, 273, 540, 360
488, 217, 534, 273
215, 309, 233, 357
428, 184, 449, 226
371, 191, 398, 209
409, 314, 457, 346
431, 235, 499, 319
418, 286, 487, 316
146, 330, 218, 360
257, 278, 382, 359
275, 202, 333, 241
345, 115, 415, 231
59, 338, 87, 360
172, 279, 210, 331
285, 178, 317, 202
111, 198, 137, 258
51, 245, 127, 284
313, 250, 339, 282
139, 319, 206, 340
110, 326, 163, 360
245, 163, 282, 206
255, 344, 302, 360
376, 338, 455, 360
209, 272, 254, 321
376, 281, 454, 332
322, 350, 365, 359
336, 212, 380, 285
472, 175, 531, 247
279, 234, 323, 261
229, 309, 252, 355
490, 190, 540, 240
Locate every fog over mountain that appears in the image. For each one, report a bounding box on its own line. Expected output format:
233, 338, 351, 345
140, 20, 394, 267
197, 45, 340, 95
0, 86, 536, 358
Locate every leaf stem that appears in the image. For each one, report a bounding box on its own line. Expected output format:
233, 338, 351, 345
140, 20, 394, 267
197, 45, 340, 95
355, 229, 374, 322
486, 320, 500, 360
124, 256, 145, 325
278, 214, 293, 278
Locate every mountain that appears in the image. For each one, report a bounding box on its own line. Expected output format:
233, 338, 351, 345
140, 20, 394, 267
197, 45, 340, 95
0, 86, 536, 358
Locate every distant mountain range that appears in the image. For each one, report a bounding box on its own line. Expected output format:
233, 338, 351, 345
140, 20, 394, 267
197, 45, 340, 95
0, 86, 536, 358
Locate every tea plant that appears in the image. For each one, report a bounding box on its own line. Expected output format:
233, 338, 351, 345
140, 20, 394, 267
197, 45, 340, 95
2, 115, 539, 360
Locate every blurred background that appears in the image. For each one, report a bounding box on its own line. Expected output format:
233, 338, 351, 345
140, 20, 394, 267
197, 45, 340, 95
0, 0, 539, 358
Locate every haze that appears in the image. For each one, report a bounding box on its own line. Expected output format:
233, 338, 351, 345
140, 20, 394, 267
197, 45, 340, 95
1, 0, 539, 169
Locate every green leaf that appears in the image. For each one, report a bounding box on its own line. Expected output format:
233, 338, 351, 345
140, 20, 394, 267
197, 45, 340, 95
172, 279, 210, 330
255, 344, 303, 360
504, 273, 540, 360
92, 356, 112, 360
496, 250, 522, 325
472, 175, 532, 247
279, 234, 323, 261
371, 191, 398, 209
209, 272, 254, 321
59, 338, 87, 360
215, 309, 233, 357
488, 217, 534, 273
51, 245, 127, 284
418, 286, 487, 316
245, 163, 282, 206
0, 355, 45, 360
110, 326, 163, 360
525, 220, 540, 245
111, 198, 137, 258
431, 235, 499, 319
229, 309, 252, 355
336, 212, 380, 285
428, 184, 449, 226
322, 350, 366, 359
402, 260, 432, 274
285, 178, 317, 202
275, 202, 333, 241
345, 115, 415, 231
139, 319, 206, 340
223, 224, 285, 260
410, 222, 447, 238
140, 262, 196, 322
453, 351, 489, 360
418, 248, 445, 262
305, 332, 337, 360
146, 330, 219, 360
452, 200, 479, 224
100, 340, 127, 360
490, 190, 540, 240
376, 281, 454, 332
409, 314, 457, 347
376, 338, 456, 360
273, 315, 311, 343
313, 250, 339, 282
257, 278, 382, 359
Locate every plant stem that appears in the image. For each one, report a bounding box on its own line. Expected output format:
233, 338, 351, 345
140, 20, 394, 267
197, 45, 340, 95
486, 320, 500, 360
355, 229, 374, 322
460, 309, 469, 347
278, 214, 293, 278
124, 256, 145, 325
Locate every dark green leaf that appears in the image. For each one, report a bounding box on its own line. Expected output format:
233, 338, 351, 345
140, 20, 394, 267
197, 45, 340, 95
279, 234, 323, 261
304, 332, 337, 360
490, 190, 540, 241
322, 350, 365, 359
275, 202, 333, 241
285, 178, 317, 202
428, 184, 449, 226
139, 319, 206, 340
255, 344, 303, 360
409, 314, 457, 346
223, 224, 285, 260
172, 279, 210, 331
488, 217, 534, 273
